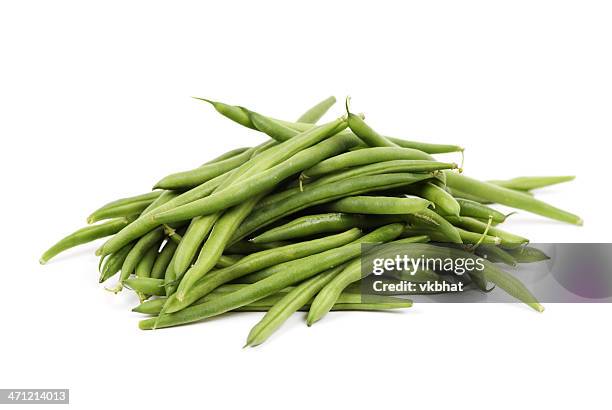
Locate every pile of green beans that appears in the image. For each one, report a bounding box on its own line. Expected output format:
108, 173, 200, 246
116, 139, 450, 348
41, 95, 581, 346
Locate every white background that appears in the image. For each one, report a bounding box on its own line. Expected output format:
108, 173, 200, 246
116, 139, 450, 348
1, 1, 611, 409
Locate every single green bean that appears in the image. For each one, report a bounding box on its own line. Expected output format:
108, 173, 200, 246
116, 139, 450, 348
445, 172, 582, 225
455, 198, 506, 223
225, 241, 292, 254
297, 96, 336, 123
40, 217, 132, 264
231, 173, 432, 243
204, 147, 251, 165
405, 208, 463, 244
475, 245, 517, 267
488, 176, 575, 191
162, 228, 363, 314
140, 223, 404, 329
324, 196, 431, 215
118, 227, 165, 286
86, 200, 152, 224
216, 255, 243, 268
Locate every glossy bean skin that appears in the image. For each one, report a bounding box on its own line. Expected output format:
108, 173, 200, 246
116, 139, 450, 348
445, 215, 528, 248
324, 196, 431, 215
455, 198, 506, 223
307, 236, 428, 325
297, 96, 336, 123
194, 97, 257, 129
246, 265, 347, 347
153, 146, 256, 190
40, 217, 132, 264
488, 176, 575, 191
445, 172, 582, 225
224, 241, 292, 254
302, 147, 434, 178
150, 239, 178, 279
139, 223, 405, 329
408, 182, 461, 216
231, 173, 433, 243
154, 133, 359, 224
216, 255, 243, 268
87, 191, 161, 224
162, 229, 363, 314
204, 147, 251, 165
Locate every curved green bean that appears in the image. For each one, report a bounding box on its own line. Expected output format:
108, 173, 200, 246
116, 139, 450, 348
408, 182, 460, 216
455, 198, 506, 223
150, 239, 178, 280
325, 196, 431, 215
445, 215, 528, 248
40, 217, 132, 264
297, 96, 336, 123
173, 213, 220, 276
87, 191, 161, 224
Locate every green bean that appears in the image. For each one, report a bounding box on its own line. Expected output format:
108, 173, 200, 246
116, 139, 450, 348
86, 200, 152, 224
150, 239, 178, 279
87, 191, 162, 224
445, 172, 582, 225
140, 190, 178, 216
488, 176, 575, 191
204, 147, 251, 165
98, 242, 134, 283
194, 97, 257, 129
135, 244, 159, 278
408, 182, 460, 216
406, 208, 463, 244
455, 198, 507, 223
173, 213, 220, 276
231, 173, 432, 243
153, 146, 256, 190
345, 99, 397, 147
162, 228, 363, 314
324, 196, 431, 215
475, 245, 517, 267
445, 215, 528, 248
124, 277, 166, 296
139, 223, 404, 329
225, 241, 292, 254
302, 147, 433, 178
307, 236, 427, 325
40, 217, 132, 264
154, 133, 359, 224
257, 160, 456, 210
117, 227, 165, 287
246, 265, 347, 347
505, 246, 550, 263
404, 225, 500, 245
297, 96, 336, 123
249, 110, 305, 142
251, 213, 368, 243
216, 255, 243, 268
